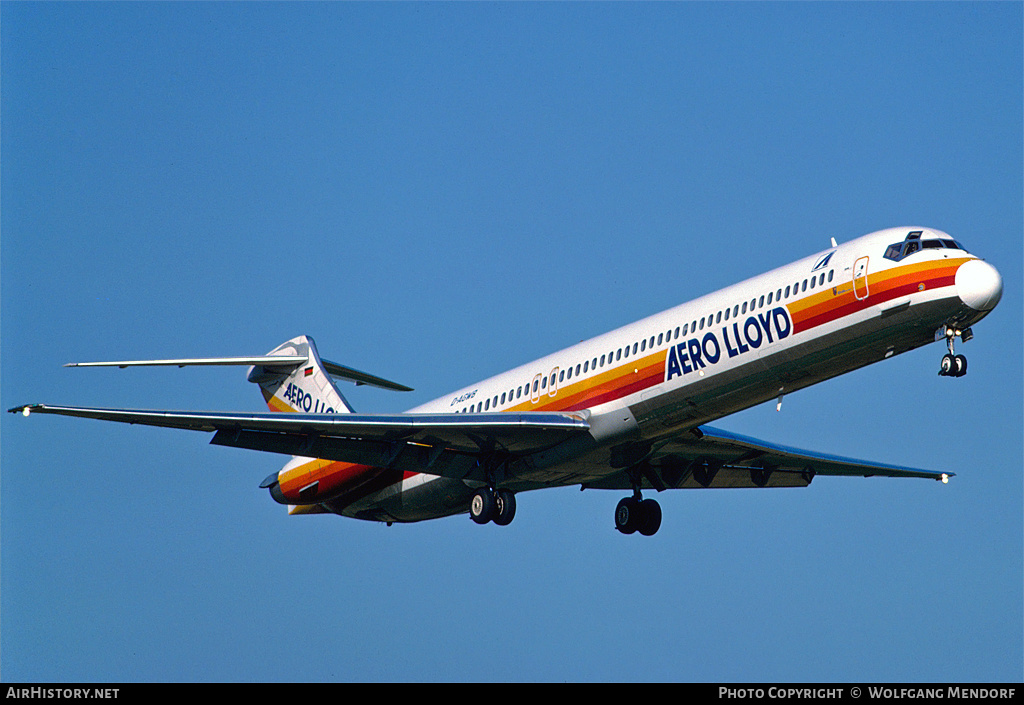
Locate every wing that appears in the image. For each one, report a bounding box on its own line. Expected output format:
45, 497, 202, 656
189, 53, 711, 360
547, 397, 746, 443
583, 424, 951, 491
9, 404, 590, 482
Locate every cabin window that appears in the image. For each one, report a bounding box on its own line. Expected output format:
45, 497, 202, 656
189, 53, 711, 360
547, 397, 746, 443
575, 364, 581, 376
828, 270, 834, 283
592, 357, 597, 369
658, 333, 664, 345
600, 354, 606, 366
640, 340, 646, 352
758, 295, 765, 307
810, 277, 816, 289
802, 279, 807, 292
767, 292, 773, 304
632, 343, 638, 354
583, 361, 589, 373
776, 289, 782, 301
785, 285, 790, 298
699, 318, 705, 331
674, 326, 680, 339
558, 370, 564, 383
616, 349, 621, 361
724, 307, 730, 321
683, 323, 688, 335
541, 377, 546, 390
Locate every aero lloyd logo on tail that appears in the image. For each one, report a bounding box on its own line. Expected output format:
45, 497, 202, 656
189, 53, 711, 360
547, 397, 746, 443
666, 307, 792, 380
281, 382, 337, 414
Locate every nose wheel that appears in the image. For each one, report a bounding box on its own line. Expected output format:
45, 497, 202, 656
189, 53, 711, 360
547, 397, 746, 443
939, 327, 968, 377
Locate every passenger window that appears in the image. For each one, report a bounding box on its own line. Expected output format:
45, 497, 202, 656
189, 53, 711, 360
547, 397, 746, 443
776, 289, 781, 301
741, 302, 747, 314
802, 279, 807, 292
758, 295, 764, 307
583, 361, 588, 373
785, 285, 790, 298
649, 336, 655, 348
828, 270, 833, 283
767, 292, 773, 304
559, 370, 564, 383
600, 354, 606, 366
733, 305, 739, 317
810, 277, 815, 289
632, 343, 638, 354
674, 327, 680, 339
699, 318, 705, 331
501, 392, 506, 404
683, 323, 688, 335
658, 333, 663, 345
616, 349, 621, 361
724, 307, 730, 321
575, 364, 581, 375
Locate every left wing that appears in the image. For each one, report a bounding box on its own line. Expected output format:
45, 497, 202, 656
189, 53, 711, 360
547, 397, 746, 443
9, 404, 590, 483
583, 424, 951, 491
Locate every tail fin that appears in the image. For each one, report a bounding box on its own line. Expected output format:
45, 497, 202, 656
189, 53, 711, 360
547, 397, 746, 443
248, 335, 355, 414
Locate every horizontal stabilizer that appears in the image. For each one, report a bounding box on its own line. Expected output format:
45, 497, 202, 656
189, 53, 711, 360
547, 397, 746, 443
65, 356, 307, 369
64, 350, 412, 392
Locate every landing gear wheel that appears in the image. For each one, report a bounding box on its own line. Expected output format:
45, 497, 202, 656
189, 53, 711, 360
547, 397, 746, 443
470, 488, 496, 524
615, 497, 640, 535
939, 353, 956, 377
954, 354, 967, 377
638, 499, 662, 536
615, 497, 662, 536
493, 489, 516, 526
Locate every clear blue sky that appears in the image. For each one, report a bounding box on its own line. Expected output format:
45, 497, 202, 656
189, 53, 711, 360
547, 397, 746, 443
2, 2, 1021, 682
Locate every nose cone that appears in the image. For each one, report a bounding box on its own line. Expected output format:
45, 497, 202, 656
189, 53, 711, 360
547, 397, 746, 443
956, 259, 1003, 311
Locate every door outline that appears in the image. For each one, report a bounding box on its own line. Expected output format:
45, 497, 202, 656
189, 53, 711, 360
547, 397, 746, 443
853, 256, 870, 301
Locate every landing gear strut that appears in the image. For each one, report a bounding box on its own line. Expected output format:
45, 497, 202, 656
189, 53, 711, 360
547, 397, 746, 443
939, 326, 969, 378
470, 487, 516, 526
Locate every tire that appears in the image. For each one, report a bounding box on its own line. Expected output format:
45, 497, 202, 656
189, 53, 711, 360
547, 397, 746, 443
493, 489, 516, 526
615, 497, 639, 534
954, 354, 967, 377
940, 354, 955, 376
470, 488, 496, 524
638, 499, 662, 536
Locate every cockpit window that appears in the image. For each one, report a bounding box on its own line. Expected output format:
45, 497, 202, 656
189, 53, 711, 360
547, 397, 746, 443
883, 230, 968, 261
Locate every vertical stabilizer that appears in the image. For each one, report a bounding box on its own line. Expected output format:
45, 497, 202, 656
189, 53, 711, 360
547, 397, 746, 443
247, 335, 354, 414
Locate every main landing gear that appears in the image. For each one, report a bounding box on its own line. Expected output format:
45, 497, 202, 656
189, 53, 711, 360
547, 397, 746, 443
614, 493, 662, 536
939, 326, 971, 378
470, 487, 516, 526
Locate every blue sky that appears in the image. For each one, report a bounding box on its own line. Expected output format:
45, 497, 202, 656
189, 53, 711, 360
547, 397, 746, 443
2, 2, 1021, 682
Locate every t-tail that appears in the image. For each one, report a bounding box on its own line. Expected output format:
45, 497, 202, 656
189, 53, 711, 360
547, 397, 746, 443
247, 335, 355, 415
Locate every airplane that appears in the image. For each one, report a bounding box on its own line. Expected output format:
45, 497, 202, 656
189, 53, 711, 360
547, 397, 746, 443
10, 226, 1003, 536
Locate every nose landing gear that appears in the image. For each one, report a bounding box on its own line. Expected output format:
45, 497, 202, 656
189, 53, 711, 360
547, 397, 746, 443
939, 326, 970, 378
